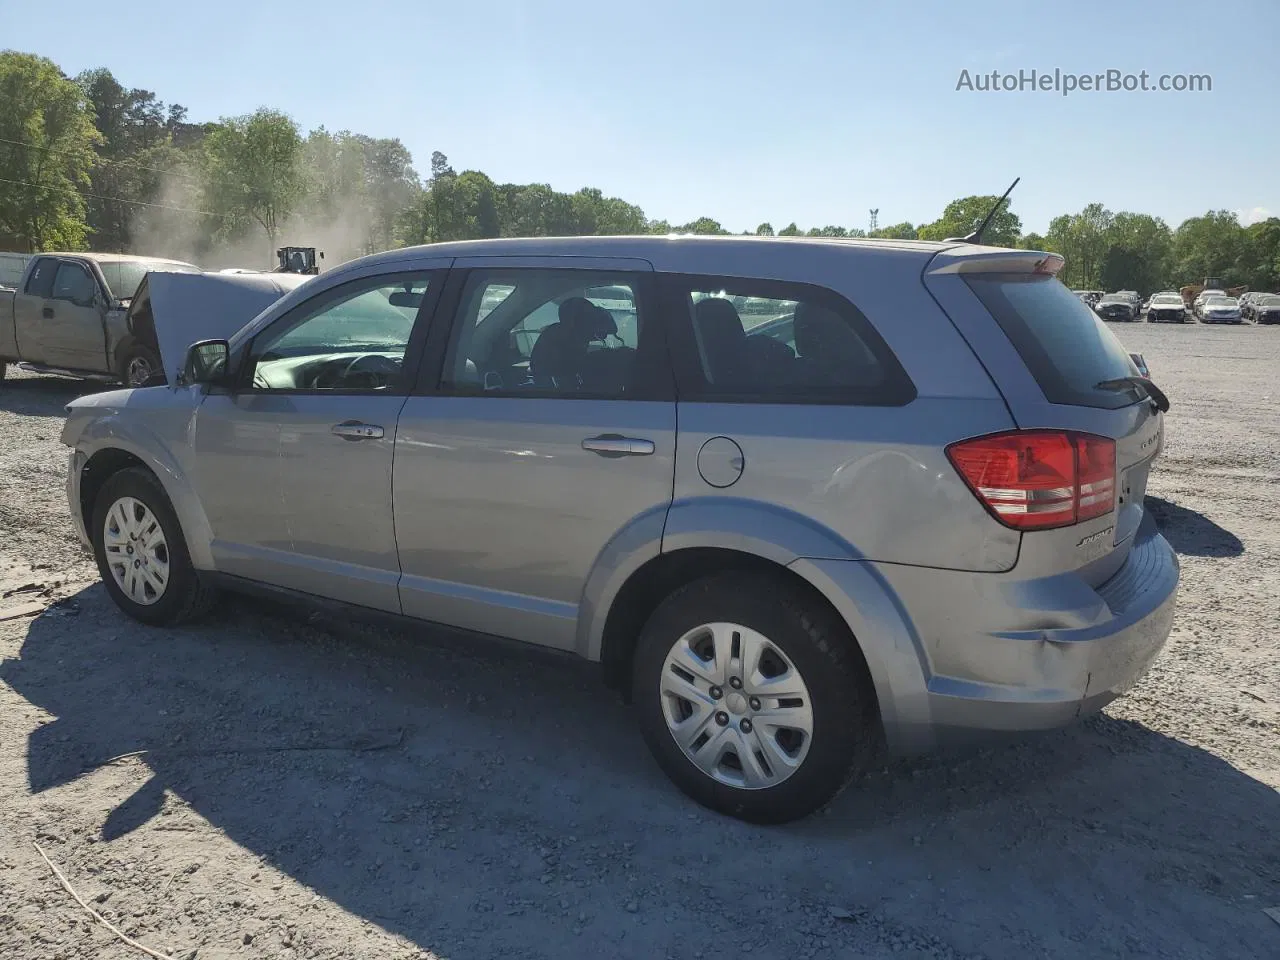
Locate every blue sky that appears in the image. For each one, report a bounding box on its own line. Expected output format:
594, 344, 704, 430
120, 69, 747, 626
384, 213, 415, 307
3, 0, 1275, 234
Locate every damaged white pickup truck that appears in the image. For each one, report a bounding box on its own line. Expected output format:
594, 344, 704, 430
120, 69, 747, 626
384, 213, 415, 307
0, 254, 309, 387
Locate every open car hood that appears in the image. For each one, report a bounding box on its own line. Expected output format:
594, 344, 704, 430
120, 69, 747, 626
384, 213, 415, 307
141, 271, 314, 383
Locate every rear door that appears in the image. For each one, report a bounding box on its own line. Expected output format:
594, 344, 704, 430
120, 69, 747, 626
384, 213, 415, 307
12, 257, 59, 363
392, 257, 676, 651
924, 250, 1162, 583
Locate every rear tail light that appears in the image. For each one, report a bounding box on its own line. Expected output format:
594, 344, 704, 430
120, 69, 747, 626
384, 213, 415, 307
946, 431, 1116, 531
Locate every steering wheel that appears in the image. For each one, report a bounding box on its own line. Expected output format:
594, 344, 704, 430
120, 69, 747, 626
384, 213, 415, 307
331, 353, 400, 389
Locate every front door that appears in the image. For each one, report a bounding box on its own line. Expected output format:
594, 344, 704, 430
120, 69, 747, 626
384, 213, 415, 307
43, 260, 108, 370
190, 268, 442, 612
393, 261, 676, 650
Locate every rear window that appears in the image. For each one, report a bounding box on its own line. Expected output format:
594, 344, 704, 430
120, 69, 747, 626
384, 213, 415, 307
964, 273, 1141, 410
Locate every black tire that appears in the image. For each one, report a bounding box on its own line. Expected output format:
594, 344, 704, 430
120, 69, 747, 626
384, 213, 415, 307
91, 467, 218, 626
631, 572, 879, 824
118, 344, 163, 387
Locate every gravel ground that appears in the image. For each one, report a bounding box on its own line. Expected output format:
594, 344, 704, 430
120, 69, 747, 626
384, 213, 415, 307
1, 323, 1278, 960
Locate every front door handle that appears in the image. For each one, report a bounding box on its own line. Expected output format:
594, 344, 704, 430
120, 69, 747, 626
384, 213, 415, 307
331, 421, 385, 441
582, 434, 655, 458
42, 306, 54, 319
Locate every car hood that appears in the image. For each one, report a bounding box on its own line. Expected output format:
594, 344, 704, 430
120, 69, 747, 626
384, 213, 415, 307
144, 271, 314, 382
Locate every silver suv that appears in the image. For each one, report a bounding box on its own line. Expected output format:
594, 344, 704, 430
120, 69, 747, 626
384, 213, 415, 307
61, 237, 1179, 823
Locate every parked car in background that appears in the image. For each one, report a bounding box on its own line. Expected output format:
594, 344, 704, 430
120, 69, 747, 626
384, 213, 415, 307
60, 236, 1178, 823
1199, 296, 1243, 324
1096, 293, 1138, 321
1146, 293, 1190, 323
1249, 294, 1280, 324
1193, 288, 1227, 316
0, 253, 200, 386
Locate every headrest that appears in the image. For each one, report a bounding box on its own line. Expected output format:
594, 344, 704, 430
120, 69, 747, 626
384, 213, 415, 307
559, 297, 617, 341
693, 297, 746, 343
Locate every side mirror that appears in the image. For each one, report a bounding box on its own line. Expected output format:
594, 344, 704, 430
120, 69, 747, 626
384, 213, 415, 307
1129, 352, 1150, 378
179, 339, 230, 386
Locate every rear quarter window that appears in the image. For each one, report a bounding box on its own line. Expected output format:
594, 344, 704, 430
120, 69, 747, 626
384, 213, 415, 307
665, 274, 915, 406
964, 274, 1140, 410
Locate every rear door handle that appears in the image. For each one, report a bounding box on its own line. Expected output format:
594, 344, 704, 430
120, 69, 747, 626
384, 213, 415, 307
42, 306, 54, 319
331, 421, 385, 441
582, 434, 655, 457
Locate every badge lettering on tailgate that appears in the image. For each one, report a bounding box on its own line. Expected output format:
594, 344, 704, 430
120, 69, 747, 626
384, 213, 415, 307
1078, 525, 1115, 548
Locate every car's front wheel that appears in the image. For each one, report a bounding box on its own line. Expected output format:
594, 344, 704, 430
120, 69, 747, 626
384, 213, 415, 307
632, 572, 878, 823
91, 467, 217, 625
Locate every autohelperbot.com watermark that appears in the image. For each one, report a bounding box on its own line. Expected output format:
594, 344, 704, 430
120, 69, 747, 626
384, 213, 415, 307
956, 68, 1212, 96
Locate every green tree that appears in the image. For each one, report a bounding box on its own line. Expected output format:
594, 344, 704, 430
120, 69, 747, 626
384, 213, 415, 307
77, 67, 183, 251
778, 222, 800, 236
869, 221, 916, 240
675, 216, 728, 235
0, 51, 100, 251
918, 195, 1022, 247
1239, 218, 1280, 292
202, 108, 306, 256
1044, 203, 1113, 288
755, 222, 774, 236
1101, 212, 1173, 293
1172, 211, 1246, 287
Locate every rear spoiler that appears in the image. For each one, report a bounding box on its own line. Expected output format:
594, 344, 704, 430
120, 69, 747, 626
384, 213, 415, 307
926, 247, 1065, 277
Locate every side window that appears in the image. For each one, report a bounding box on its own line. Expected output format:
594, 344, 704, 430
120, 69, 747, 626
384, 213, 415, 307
51, 262, 98, 307
673, 277, 914, 405
25, 258, 57, 298
442, 269, 647, 398
246, 272, 432, 392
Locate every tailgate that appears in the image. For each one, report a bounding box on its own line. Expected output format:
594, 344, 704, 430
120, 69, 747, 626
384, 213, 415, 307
923, 248, 1164, 585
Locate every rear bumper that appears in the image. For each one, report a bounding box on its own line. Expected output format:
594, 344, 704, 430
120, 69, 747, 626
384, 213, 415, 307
833, 511, 1178, 753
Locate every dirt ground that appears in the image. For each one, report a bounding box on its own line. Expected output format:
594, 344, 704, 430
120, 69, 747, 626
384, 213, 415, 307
1, 323, 1277, 960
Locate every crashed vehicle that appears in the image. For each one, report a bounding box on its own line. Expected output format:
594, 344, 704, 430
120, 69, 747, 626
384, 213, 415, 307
60, 237, 1179, 823
126, 271, 314, 385
0, 253, 199, 386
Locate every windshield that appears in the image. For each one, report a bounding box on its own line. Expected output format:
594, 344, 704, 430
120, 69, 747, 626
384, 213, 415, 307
100, 260, 198, 301
964, 273, 1140, 410
1152, 296, 1182, 304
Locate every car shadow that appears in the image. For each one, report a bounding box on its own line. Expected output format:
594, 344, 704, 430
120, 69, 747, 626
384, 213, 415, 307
4, 584, 1278, 959
0, 373, 107, 418
1145, 495, 1245, 557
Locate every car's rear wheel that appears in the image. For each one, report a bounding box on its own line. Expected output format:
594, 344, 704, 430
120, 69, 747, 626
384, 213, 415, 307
91, 467, 217, 625
632, 572, 878, 823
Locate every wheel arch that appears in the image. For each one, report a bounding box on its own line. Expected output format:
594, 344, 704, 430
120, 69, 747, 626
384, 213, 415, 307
74, 425, 215, 569
596, 544, 894, 719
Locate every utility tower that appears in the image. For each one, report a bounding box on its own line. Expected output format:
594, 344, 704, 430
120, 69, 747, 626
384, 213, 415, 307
869, 208, 879, 233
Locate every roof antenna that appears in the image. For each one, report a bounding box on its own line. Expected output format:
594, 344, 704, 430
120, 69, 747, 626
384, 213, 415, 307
947, 177, 1020, 244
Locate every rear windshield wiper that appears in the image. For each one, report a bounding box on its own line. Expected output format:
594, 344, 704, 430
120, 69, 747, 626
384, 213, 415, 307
1095, 376, 1170, 413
